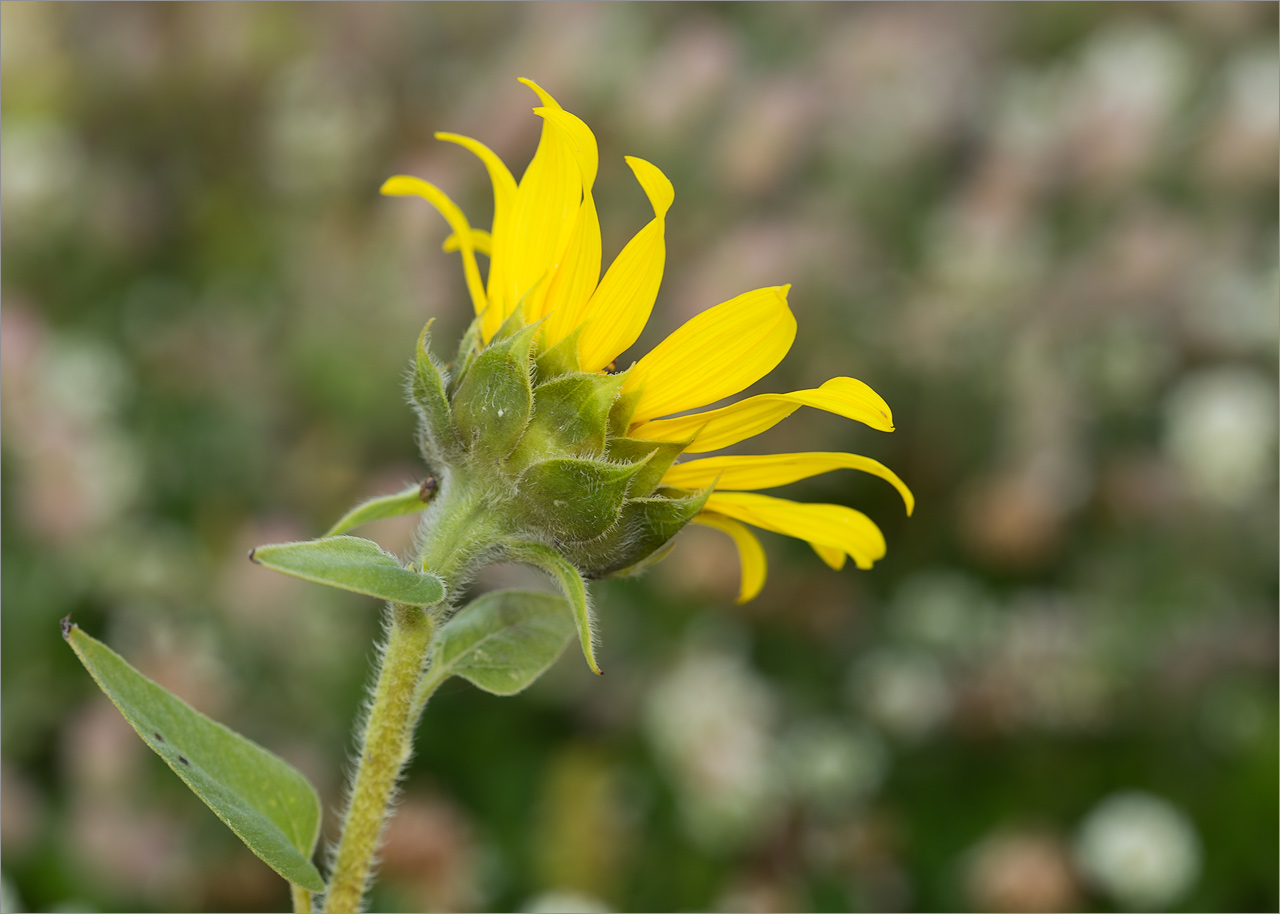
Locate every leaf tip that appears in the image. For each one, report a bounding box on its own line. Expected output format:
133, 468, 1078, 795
248, 548, 260, 564
60, 614, 74, 640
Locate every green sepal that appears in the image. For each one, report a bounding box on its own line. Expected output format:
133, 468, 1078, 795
452, 323, 536, 459
569, 485, 712, 579
250, 535, 446, 606
534, 326, 583, 381
606, 436, 693, 497
447, 314, 487, 398
607, 382, 642, 438
324, 481, 435, 537
419, 589, 576, 696
516, 372, 623, 463
516, 456, 648, 542
502, 541, 600, 675
411, 322, 459, 461
64, 622, 325, 892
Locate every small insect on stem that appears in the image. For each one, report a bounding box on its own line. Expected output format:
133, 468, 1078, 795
418, 476, 439, 502
60, 615, 74, 639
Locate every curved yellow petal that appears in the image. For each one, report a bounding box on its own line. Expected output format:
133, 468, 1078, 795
663, 451, 914, 515
630, 376, 895, 452
381, 175, 487, 316
493, 79, 581, 338
434, 132, 516, 314
535, 107, 602, 340
693, 514, 768, 603
623, 286, 796, 423
443, 228, 493, 257
704, 491, 887, 570
811, 542, 847, 570
575, 156, 674, 372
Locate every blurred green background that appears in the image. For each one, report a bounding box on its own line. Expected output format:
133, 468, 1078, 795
2, 3, 1276, 912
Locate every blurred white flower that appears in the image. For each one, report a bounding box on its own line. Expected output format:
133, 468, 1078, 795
1075, 791, 1202, 910
523, 889, 611, 913
1163, 367, 1278, 508
643, 643, 782, 850
781, 719, 888, 814
848, 649, 950, 740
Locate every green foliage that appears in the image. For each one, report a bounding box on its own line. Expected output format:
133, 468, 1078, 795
250, 536, 446, 606
64, 623, 325, 892
451, 324, 535, 459
323, 483, 433, 537
411, 322, 461, 463
421, 589, 576, 696
515, 457, 646, 542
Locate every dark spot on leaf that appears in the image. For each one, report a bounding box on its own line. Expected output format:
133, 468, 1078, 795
154, 732, 165, 742
178, 755, 190, 765
247, 548, 259, 564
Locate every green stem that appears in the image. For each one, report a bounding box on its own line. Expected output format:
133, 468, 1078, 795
291, 884, 313, 913
323, 603, 437, 913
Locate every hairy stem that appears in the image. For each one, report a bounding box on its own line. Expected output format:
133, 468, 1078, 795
291, 883, 313, 913
324, 603, 437, 913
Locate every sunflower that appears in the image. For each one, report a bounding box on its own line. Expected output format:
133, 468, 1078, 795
382, 78, 912, 606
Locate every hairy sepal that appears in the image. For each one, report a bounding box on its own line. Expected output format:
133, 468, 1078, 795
451, 323, 536, 459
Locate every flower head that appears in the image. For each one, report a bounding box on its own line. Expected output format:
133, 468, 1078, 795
382, 79, 912, 669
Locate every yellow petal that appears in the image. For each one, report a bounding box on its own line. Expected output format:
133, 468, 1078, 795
381, 175, 487, 316
492, 79, 581, 338
623, 286, 796, 423
443, 228, 493, 257
663, 451, 914, 515
575, 156, 673, 372
630, 376, 895, 452
811, 542, 847, 570
535, 107, 602, 341
435, 132, 516, 315
693, 514, 768, 603
704, 491, 886, 570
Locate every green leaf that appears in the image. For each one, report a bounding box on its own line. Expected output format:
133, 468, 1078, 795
63, 622, 325, 892
250, 535, 445, 606
424, 589, 576, 696
501, 542, 600, 675
324, 482, 434, 537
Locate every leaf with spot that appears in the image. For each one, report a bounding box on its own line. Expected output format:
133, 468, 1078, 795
64, 622, 325, 892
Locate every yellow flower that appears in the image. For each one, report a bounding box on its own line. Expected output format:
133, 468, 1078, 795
382, 78, 912, 603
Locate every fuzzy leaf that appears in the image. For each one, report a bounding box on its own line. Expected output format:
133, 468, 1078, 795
452, 324, 535, 459
324, 482, 435, 537
250, 536, 445, 606
519, 371, 623, 461
425, 589, 575, 695
412, 322, 459, 459
64, 622, 325, 891
517, 456, 645, 541
607, 436, 692, 497
569, 485, 711, 579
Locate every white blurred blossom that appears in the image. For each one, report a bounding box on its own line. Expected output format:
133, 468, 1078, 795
781, 719, 888, 814
1075, 791, 1202, 910
848, 649, 951, 740
643, 643, 782, 850
1163, 367, 1278, 508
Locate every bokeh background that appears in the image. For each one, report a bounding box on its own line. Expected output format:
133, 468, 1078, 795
3, 3, 1277, 912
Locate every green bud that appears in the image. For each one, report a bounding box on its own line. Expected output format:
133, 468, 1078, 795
533, 326, 583, 381
515, 456, 647, 542
565, 485, 711, 579
606, 436, 692, 498
515, 371, 623, 463
451, 324, 535, 459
